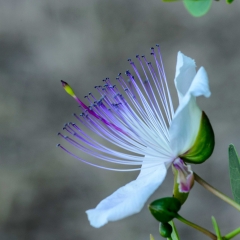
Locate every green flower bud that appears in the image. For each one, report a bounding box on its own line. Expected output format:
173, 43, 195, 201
148, 197, 181, 223
180, 111, 214, 164
159, 223, 172, 238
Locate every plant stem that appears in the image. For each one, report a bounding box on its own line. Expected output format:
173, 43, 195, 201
224, 227, 240, 240
194, 172, 240, 211
176, 214, 217, 240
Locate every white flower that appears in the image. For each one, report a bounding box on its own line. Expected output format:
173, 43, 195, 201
58, 46, 213, 228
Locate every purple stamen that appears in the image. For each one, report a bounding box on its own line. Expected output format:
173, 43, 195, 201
58, 47, 174, 170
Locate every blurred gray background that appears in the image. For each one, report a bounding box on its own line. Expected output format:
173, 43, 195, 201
1, 0, 240, 239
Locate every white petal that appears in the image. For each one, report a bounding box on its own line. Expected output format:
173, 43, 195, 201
174, 52, 196, 102
170, 67, 211, 156
86, 162, 167, 228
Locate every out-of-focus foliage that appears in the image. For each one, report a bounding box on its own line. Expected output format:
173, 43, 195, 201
183, 0, 212, 17
229, 144, 240, 204
163, 0, 235, 17
150, 234, 155, 240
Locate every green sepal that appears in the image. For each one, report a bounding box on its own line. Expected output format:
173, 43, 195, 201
159, 223, 173, 238
148, 197, 181, 223
226, 0, 234, 4
172, 165, 191, 205
180, 111, 214, 164
228, 144, 240, 204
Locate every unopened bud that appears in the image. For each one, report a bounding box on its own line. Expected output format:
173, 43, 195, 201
159, 222, 172, 238
148, 197, 181, 223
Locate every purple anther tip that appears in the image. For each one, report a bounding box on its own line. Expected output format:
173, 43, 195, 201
61, 80, 67, 87
56, 143, 61, 147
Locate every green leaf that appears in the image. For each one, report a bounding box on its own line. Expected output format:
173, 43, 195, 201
226, 0, 234, 4
183, 0, 212, 17
228, 144, 240, 204
211, 216, 222, 240
168, 221, 180, 240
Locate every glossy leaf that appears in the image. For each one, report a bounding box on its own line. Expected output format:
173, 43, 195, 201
183, 0, 212, 17
228, 144, 240, 204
